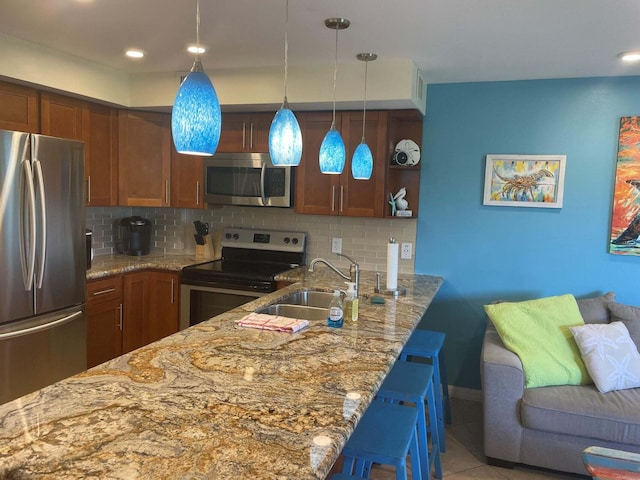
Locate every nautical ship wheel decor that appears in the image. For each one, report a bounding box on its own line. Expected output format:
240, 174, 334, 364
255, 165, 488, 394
483, 154, 566, 208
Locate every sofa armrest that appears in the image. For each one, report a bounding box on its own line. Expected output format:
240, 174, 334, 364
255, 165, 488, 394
481, 325, 525, 463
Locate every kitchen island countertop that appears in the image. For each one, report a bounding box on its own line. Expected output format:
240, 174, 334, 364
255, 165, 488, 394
0, 268, 443, 479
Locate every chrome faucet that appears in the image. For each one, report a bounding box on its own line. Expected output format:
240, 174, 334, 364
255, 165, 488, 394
308, 253, 360, 297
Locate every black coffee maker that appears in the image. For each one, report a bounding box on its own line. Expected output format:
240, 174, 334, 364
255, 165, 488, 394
118, 216, 152, 256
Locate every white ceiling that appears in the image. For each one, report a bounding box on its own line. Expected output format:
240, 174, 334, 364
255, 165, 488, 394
1, 0, 640, 84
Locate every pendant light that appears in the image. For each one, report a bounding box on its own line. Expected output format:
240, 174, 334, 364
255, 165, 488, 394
319, 18, 350, 175
269, 0, 302, 166
171, 0, 221, 156
351, 53, 377, 180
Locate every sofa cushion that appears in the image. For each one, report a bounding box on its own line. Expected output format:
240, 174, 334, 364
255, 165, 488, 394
570, 322, 640, 393
609, 302, 640, 349
521, 384, 640, 445
484, 294, 591, 388
577, 292, 615, 324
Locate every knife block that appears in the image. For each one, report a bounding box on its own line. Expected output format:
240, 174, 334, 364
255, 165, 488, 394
195, 235, 215, 259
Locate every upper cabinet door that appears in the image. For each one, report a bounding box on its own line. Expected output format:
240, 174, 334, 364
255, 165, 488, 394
40, 92, 83, 141
118, 110, 171, 207
0, 81, 39, 133
295, 112, 341, 215
340, 111, 388, 218
82, 103, 118, 206
217, 113, 272, 153
170, 144, 203, 209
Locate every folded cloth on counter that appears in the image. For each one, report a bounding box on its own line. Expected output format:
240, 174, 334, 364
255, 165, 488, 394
236, 313, 309, 333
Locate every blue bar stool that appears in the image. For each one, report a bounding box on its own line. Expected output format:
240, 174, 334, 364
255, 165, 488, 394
377, 361, 443, 480
341, 401, 422, 480
400, 329, 450, 452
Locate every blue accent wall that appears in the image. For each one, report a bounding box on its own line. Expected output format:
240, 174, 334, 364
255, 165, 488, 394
415, 76, 640, 390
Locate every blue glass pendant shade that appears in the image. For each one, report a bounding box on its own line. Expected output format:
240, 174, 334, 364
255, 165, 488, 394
171, 58, 221, 156
351, 142, 373, 180
269, 105, 302, 166
319, 126, 346, 174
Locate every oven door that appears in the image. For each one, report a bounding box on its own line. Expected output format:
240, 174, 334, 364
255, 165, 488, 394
179, 284, 266, 330
203, 153, 292, 207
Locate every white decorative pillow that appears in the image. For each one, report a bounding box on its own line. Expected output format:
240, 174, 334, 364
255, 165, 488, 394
570, 322, 640, 393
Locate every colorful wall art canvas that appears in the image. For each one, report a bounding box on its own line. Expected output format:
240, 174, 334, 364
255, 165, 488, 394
610, 116, 640, 255
483, 154, 566, 208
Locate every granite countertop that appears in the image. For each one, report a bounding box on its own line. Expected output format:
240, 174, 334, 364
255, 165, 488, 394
1, 261, 443, 479
87, 252, 213, 280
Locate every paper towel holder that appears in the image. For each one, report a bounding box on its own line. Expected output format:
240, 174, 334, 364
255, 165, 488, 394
374, 272, 407, 296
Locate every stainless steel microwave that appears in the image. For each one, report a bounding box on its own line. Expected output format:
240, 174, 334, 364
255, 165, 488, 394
203, 153, 293, 207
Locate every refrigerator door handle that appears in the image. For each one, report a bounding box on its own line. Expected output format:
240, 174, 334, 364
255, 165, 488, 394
0, 310, 82, 341
33, 158, 47, 289
20, 159, 37, 291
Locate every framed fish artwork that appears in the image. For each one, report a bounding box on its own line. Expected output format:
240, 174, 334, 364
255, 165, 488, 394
610, 116, 640, 255
483, 154, 566, 208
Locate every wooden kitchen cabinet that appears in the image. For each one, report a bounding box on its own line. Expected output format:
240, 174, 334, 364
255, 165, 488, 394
147, 271, 179, 343
82, 103, 118, 206
87, 270, 179, 362
40, 92, 84, 141
118, 110, 171, 207
0, 81, 39, 133
170, 144, 204, 209
295, 111, 387, 217
122, 271, 151, 353
86, 276, 123, 368
217, 112, 272, 153
385, 110, 423, 218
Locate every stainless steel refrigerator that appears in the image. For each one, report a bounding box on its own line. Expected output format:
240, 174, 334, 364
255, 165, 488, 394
0, 130, 87, 405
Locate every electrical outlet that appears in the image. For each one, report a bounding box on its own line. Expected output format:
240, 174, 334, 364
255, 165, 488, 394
401, 242, 413, 259
332, 237, 342, 254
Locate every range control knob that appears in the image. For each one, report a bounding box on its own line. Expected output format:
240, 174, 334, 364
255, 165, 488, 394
225, 233, 232, 239
292, 237, 299, 245
284, 237, 290, 244
233, 233, 239, 240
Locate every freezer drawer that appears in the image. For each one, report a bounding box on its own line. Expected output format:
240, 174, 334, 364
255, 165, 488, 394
0, 306, 87, 405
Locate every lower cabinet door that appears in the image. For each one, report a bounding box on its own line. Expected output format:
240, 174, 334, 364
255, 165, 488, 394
122, 272, 151, 354
147, 271, 179, 344
87, 299, 123, 368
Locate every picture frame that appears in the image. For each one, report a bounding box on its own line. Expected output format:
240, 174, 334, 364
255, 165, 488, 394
483, 154, 566, 208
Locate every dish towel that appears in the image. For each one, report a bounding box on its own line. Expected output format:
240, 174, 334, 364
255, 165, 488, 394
236, 312, 309, 333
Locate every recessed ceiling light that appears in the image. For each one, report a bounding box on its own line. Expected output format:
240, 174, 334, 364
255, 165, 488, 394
187, 45, 206, 54
618, 51, 640, 62
125, 49, 145, 59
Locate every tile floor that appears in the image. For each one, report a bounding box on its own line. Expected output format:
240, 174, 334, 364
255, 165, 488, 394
368, 397, 589, 480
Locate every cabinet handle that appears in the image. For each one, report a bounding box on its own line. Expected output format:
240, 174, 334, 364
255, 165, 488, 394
331, 186, 336, 212
250, 123, 254, 149
118, 303, 123, 331
87, 176, 91, 204
92, 287, 115, 296
340, 185, 344, 213
170, 278, 175, 305
242, 122, 246, 149
196, 181, 200, 206
165, 180, 170, 205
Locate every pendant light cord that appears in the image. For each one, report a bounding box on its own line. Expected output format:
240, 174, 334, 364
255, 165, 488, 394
332, 24, 338, 127
361, 60, 368, 142
196, 0, 201, 51
283, 0, 289, 104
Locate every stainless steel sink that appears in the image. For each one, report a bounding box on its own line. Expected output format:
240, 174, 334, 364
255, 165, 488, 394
276, 290, 335, 308
257, 304, 329, 321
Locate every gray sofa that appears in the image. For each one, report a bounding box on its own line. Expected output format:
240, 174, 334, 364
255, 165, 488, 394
481, 294, 640, 475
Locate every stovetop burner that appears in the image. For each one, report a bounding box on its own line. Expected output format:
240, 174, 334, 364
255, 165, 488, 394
181, 227, 306, 293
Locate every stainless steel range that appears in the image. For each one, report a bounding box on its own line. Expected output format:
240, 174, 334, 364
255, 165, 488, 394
179, 227, 306, 329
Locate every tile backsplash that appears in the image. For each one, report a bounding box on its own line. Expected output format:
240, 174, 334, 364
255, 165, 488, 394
86, 206, 416, 273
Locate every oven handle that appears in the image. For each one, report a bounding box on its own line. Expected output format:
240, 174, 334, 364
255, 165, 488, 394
260, 163, 267, 206
180, 283, 268, 298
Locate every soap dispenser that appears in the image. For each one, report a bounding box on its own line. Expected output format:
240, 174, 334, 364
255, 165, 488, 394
327, 290, 344, 328
344, 282, 358, 322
